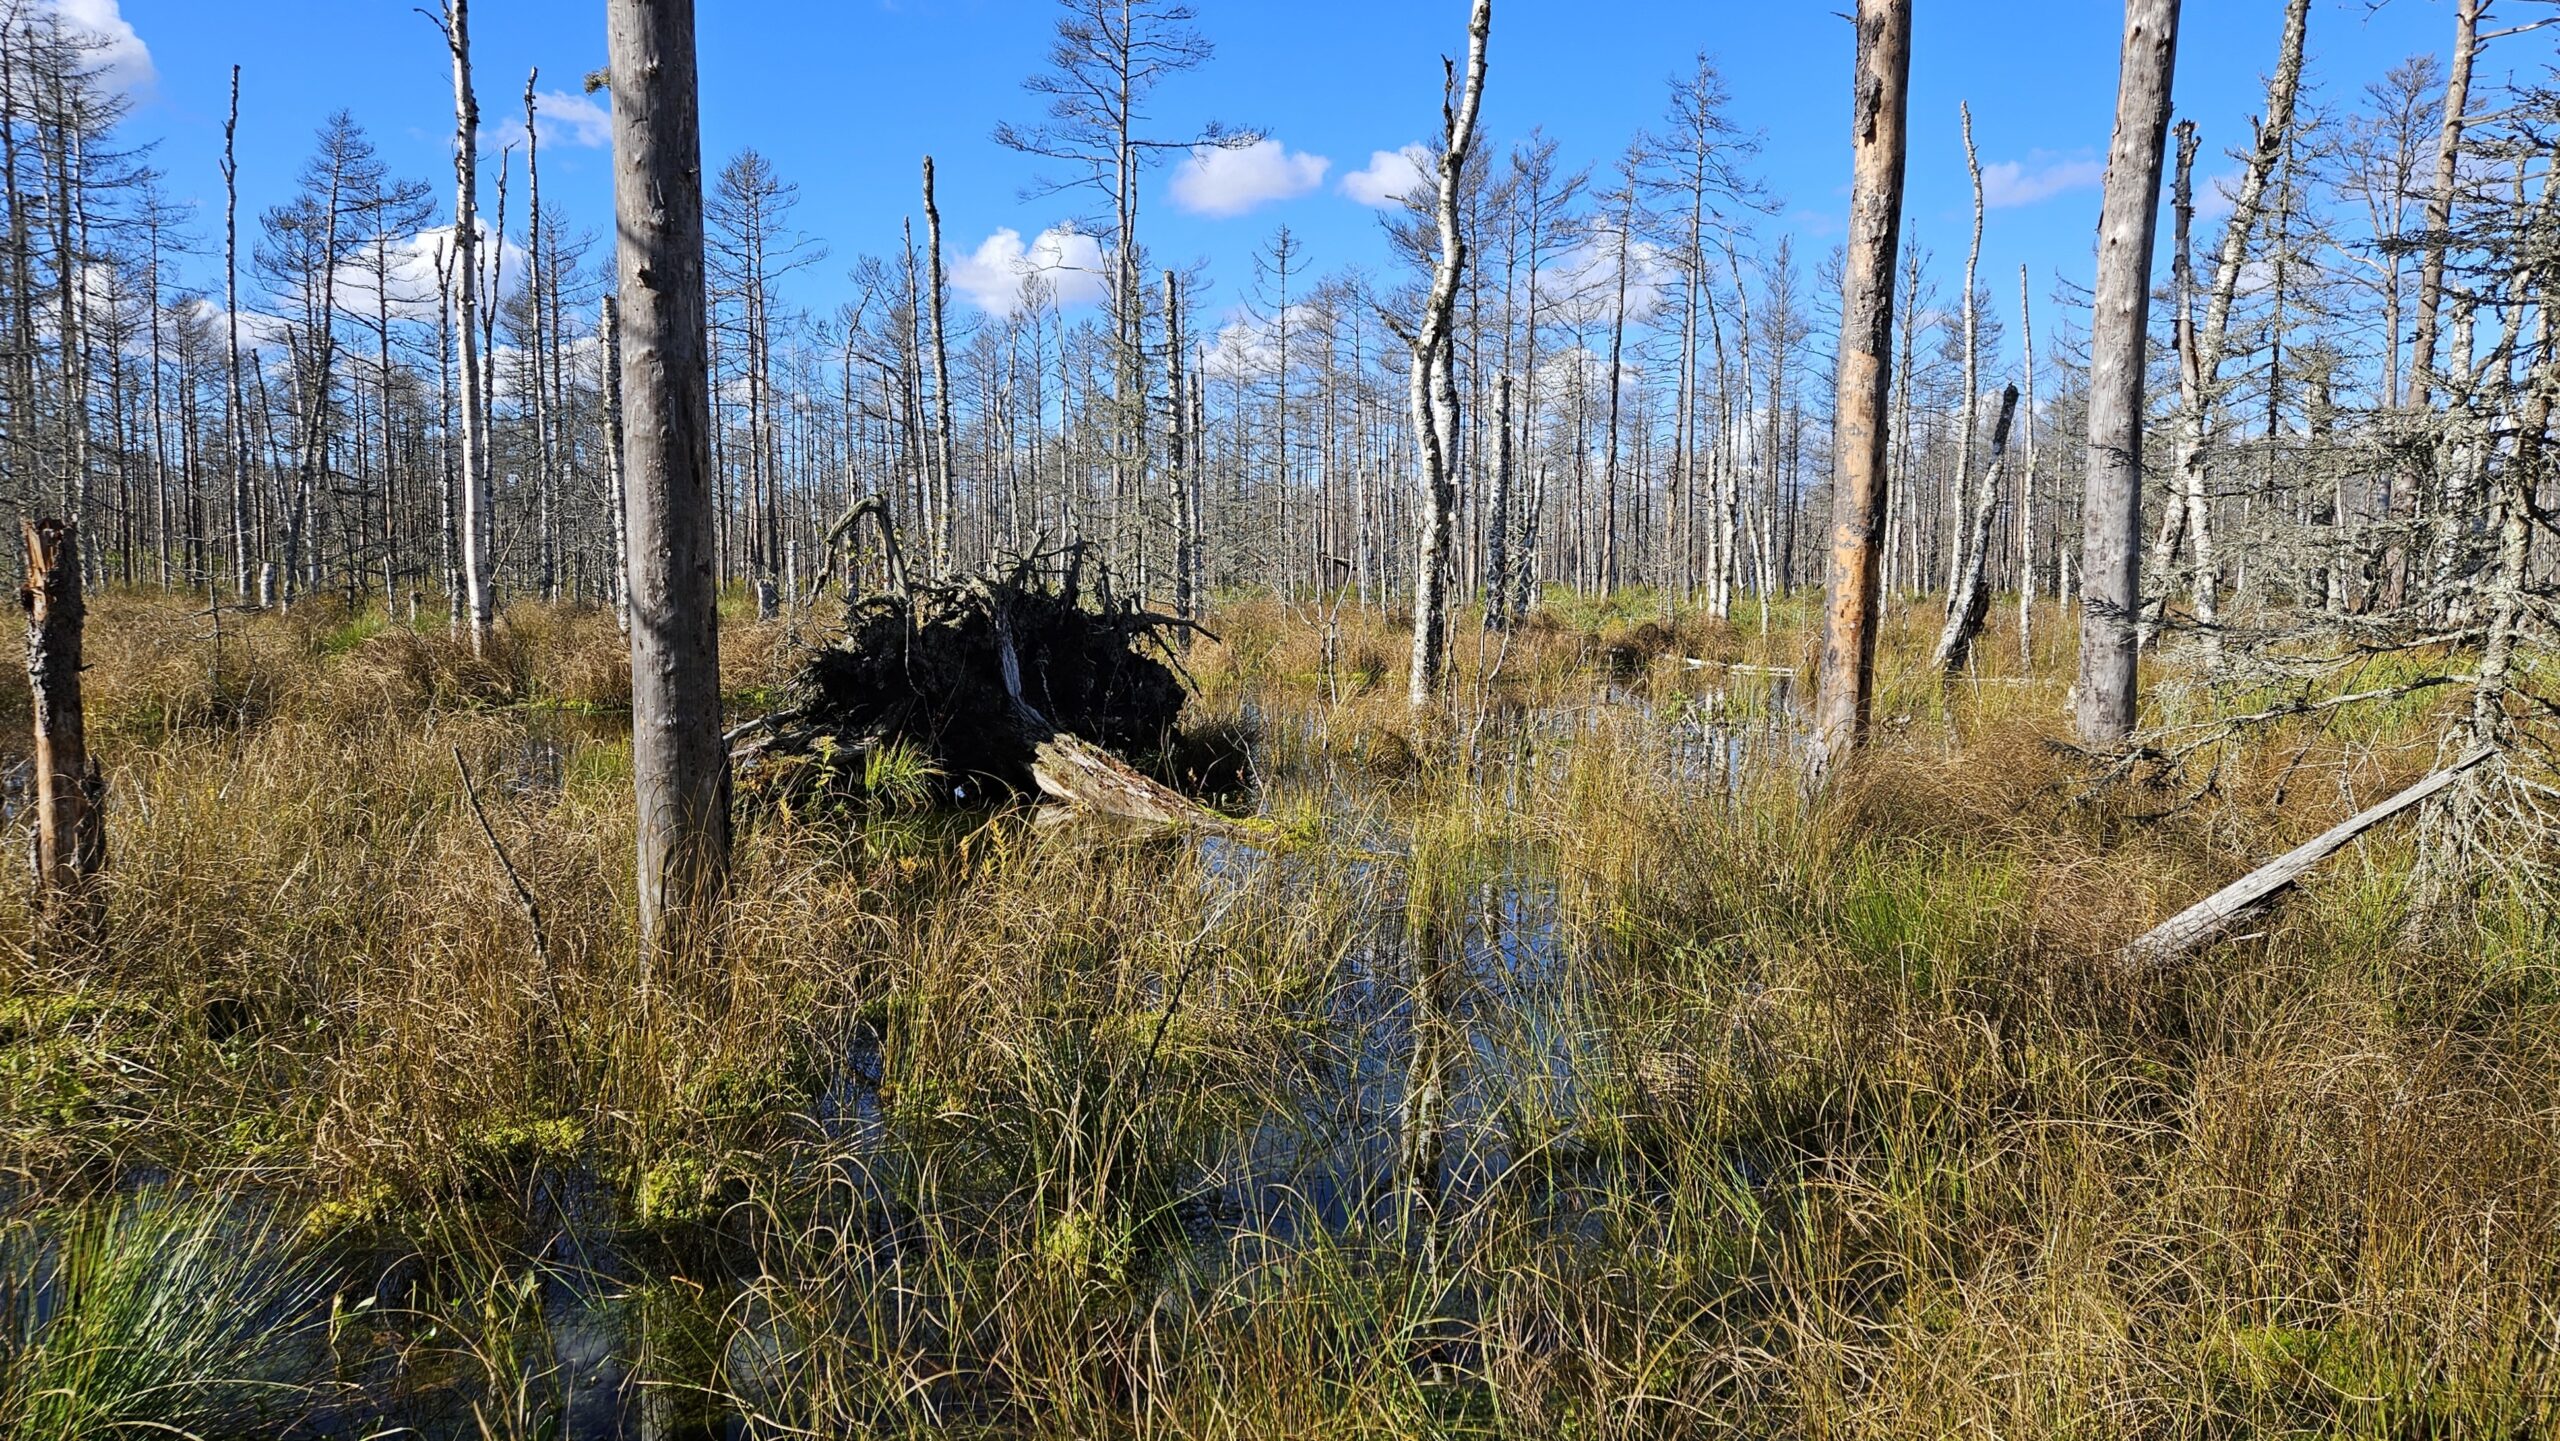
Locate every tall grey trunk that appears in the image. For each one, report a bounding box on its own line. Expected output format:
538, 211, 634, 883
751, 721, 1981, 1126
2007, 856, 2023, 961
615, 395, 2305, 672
603, 294, 632, 633
222, 67, 251, 601
2016, 264, 2037, 663
1162, 269, 1195, 619
923, 156, 958, 573
1404, 0, 1493, 712
443, 0, 494, 653
1484, 371, 1513, 629
2074, 0, 2180, 746
2385, 0, 2481, 611
1945, 100, 1984, 607
609, 0, 730, 957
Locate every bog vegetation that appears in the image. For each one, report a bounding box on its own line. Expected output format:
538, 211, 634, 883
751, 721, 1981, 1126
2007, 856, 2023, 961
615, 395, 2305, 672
1, 0, 2558, 1435
0, 588, 2554, 1437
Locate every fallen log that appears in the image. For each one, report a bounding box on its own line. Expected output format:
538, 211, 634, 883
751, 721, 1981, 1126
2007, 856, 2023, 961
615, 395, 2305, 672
2125, 745, 2495, 964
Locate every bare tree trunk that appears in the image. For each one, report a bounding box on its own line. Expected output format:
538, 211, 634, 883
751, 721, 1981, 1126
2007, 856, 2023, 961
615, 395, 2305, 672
1162, 268, 1195, 619
2017, 263, 2038, 664
1945, 100, 1984, 608
1404, 0, 1492, 712
603, 294, 632, 633
21, 517, 103, 940
222, 67, 251, 602
525, 70, 557, 604
2074, 0, 2180, 747
1811, 0, 1913, 765
923, 155, 958, 574
2146, 0, 2308, 658
1931, 384, 2020, 677
2384, 0, 2481, 612
440, 0, 494, 654
608, 0, 730, 958
1484, 371, 1513, 629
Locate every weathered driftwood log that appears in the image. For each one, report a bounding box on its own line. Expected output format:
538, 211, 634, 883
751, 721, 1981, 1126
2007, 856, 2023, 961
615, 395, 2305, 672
2125, 746, 2494, 964
21, 518, 104, 935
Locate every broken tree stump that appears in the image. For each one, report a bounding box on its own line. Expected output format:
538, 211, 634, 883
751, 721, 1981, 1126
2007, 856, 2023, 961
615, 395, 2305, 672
21, 518, 105, 938
2125, 745, 2494, 965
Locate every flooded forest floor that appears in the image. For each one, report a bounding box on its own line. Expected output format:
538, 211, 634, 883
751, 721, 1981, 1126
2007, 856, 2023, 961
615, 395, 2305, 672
2, 587, 2555, 1438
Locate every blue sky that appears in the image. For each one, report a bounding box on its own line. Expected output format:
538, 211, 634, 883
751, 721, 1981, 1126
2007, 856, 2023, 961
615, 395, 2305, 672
101, 0, 2472, 363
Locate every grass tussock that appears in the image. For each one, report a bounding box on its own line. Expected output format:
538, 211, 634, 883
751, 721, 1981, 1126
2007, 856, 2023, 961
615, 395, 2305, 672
0, 587, 2553, 1436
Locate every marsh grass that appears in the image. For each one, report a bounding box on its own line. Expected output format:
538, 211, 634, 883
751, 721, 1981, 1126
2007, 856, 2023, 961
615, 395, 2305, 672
0, 590, 2554, 1436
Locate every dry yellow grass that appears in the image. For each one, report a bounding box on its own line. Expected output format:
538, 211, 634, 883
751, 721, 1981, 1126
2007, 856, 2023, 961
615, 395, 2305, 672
1, 587, 2552, 1437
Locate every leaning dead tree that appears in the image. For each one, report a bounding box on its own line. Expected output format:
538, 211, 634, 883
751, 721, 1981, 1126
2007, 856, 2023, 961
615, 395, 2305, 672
1811, 0, 1913, 766
1401, 0, 1492, 712
22, 518, 104, 942
1929, 383, 2021, 678
2142, 0, 2310, 658
2128, 746, 2496, 964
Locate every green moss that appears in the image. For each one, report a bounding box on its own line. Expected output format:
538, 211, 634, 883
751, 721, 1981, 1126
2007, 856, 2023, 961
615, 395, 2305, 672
631, 1148, 723, 1231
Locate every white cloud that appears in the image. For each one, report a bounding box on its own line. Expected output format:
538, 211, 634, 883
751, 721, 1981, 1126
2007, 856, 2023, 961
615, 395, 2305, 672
485, 89, 614, 152
1170, 139, 1329, 218
36, 0, 153, 94
1341, 145, 1429, 208
1541, 235, 1678, 327
950, 225, 1107, 317
1199, 301, 1325, 381
1979, 151, 2104, 209
304, 223, 533, 327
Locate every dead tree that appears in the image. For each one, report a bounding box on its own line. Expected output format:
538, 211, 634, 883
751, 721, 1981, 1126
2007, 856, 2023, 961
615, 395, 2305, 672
2075, 0, 2181, 747
222, 66, 250, 602
1163, 268, 1197, 620
2385, 0, 2485, 610
1944, 100, 1985, 607
1402, 0, 1492, 712
602, 293, 631, 632
922, 155, 958, 573
21, 518, 103, 935
608, 0, 730, 956
1811, 0, 1913, 765
432, 0, 494, 654
2016, 263, 2038, 664
2142, 0, 2310, 657
1930, 384, 2021, 677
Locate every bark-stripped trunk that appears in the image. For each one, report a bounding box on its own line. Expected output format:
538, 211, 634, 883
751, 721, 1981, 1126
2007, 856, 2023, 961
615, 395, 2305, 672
2144, 0, 2307, 657
2074, 0, 2180, 746
604, 294, 632, 633
2384, 0, 2481, 612
609, 0, 731, 957
1484, 371, 1513, 629
1945, 100, 1984, 608
442, 0, 494, 654
1162, 268, 1195, 620
2016, 263, 2038, 664
222, 68, 252, 602
923, 155, 958, 573
1811, 0, 1913, 765
1931, 384, 2021, 677
1404, 0, 1492, 712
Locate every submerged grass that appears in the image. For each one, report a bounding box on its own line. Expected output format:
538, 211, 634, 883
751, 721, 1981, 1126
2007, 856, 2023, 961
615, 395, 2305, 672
0, 590, 2553, 1436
